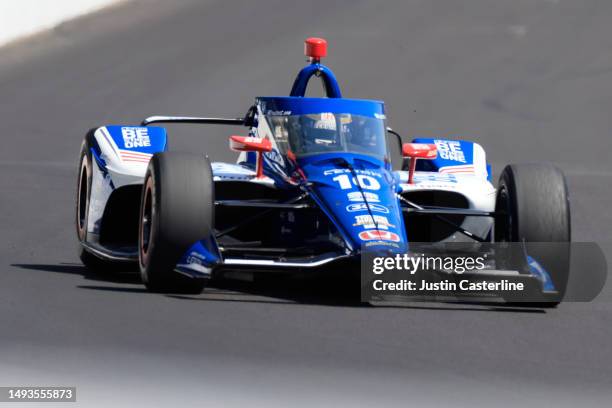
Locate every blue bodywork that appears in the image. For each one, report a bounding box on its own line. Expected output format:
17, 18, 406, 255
91, 126, 168, 172
105, 125, 168, 154
297, 152, 407, 254
179, 96, 409, 274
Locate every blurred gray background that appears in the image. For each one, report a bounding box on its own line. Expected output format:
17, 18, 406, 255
0, 1, 611, 406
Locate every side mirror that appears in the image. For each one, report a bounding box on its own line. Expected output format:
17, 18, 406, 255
402, 143, 437, 184
229, 136, 272, 179
229, 136, 272, 153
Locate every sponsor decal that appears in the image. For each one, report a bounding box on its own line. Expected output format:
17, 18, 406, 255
241, 137, 265, 143
346, 203, 389, 213
353, 215, 394, 230
121, 127, 151, 149
434, 140, 466, 163
212, 162, 255, 175
403, 183, 458, 190
186, 251, 207, 265
359, 230, 400, 242
324, 168, 382, 178
332, 174, 380, 190
264, 108, 291, 116
364, 241, 400, 249
186, 255, 203, 265
347, 191, 380, 202
397, 172, 458, 184
438, 164, 475, 174
118, 150, 152, 164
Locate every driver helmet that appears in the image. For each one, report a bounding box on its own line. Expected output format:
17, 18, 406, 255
301, 113, 338, 148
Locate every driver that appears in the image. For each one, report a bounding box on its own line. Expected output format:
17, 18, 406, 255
299, 113, 339, 152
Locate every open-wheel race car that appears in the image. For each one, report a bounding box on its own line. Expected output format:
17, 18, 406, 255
75, 38, 570, 304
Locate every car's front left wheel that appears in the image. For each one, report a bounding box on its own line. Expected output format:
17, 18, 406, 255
495, 163, 571, 306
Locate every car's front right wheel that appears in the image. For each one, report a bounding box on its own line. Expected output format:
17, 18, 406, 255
139, 152, 214, 294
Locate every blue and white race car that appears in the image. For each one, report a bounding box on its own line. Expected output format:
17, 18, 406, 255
75, 38, 570, 304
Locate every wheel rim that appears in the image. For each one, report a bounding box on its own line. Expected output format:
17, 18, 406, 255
140, 176, 153, 267
76, 158, 89, 239
495, 185, 513, 242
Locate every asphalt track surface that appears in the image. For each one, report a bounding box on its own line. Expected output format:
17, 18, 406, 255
1, 1, 612, 406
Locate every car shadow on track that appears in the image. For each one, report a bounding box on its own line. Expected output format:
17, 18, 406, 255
11, 263, 142, 285
11, 263, 545, 313
169, 275, 546, 313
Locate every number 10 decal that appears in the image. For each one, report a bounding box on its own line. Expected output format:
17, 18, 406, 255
332, 174, 381, 190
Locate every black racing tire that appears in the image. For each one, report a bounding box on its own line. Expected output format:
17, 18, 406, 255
495, 163, 571, 306
76, 128, 132, 272
138, 152, 214, 294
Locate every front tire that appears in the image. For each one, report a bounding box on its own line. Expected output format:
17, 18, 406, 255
139, 152, 214, 293
76, 128, 129, 271
495, 163, 571, 306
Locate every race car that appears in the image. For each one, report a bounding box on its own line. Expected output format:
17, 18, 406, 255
75, 37, 570, 304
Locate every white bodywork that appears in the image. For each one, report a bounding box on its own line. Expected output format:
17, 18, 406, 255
85, 127, 152, 250
396, 142, 496, 241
